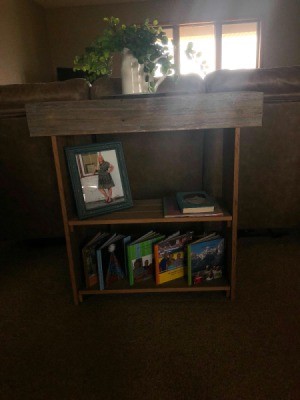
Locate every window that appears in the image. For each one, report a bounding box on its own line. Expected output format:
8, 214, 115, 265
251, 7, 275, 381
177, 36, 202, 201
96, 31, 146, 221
221, 22, 259, 70
179, 24, 215, 77
163, 20, 260, 77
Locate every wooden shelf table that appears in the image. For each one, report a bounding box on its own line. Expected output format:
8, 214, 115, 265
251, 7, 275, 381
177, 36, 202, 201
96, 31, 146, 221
26, 91, 263, 304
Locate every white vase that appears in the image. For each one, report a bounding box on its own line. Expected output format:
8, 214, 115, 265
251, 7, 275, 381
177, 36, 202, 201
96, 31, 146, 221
121, 48, 149, 95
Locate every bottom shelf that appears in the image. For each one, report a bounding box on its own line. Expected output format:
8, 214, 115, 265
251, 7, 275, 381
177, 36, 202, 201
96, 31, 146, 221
78, 277, 231, 299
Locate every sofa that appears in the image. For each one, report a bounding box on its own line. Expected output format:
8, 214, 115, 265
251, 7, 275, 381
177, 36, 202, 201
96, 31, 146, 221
0, 66, 299, 241
0, 79, 90, 240
203, 66, 300, 230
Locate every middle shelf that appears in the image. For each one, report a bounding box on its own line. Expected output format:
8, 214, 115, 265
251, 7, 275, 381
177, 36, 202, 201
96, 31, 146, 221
68, 198, 232, 226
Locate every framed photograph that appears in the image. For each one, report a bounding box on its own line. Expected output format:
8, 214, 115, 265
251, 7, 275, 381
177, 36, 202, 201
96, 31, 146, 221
65, 142, 133, 219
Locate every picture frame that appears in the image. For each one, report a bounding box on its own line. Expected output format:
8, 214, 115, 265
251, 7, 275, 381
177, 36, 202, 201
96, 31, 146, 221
65, 142, 133, 219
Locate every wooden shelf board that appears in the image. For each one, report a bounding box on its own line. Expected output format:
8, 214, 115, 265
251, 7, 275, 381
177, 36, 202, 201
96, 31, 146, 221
68, 199, 232, 226
26, 91, 263, 137
79, 278, 230, 296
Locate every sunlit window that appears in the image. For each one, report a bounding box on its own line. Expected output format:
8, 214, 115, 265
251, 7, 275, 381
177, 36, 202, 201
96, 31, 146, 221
221, 22, 258, 69
179, 24, 215, 78
161, 20, 260, 77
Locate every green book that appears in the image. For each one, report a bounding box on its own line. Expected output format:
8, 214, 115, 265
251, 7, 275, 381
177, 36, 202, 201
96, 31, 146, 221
127, 233, 165, 286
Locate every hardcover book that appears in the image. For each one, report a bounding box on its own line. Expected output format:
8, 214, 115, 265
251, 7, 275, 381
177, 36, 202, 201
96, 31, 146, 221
81, 232, 109, 288
127, 232, 165, 286
187, 233, 225, 286
154, 231, 193, 285
176, 191, 215, 214
163, 196, 223, 218
97, 234, 131, 290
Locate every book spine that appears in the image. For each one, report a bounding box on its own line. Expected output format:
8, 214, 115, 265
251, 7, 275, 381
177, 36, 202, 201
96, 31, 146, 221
154, 244, 160, 285
127, 245, 134, 286
82, 247, 90, 288
96, 249, 104, 290
123, 236, 131, 277
187, 244, 192, 286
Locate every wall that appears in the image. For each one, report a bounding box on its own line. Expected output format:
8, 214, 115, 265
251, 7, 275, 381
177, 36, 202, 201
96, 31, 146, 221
1, 0, 298, 84
0, 0, 53, 84
46, 0, 300, 78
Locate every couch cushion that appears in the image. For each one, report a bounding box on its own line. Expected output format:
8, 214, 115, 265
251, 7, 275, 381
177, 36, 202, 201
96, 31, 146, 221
0, 79, 91, 116
90, 77, 122, 98
156, 74, 206, 93
205, 66, 300, 95
90, 74, 206, 98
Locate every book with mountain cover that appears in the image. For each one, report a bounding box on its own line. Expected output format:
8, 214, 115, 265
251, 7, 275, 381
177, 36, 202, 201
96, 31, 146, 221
176, 191, 215, 214
187, 233, 225, 286
127, 231, 165, 286
154, 231, 193, 284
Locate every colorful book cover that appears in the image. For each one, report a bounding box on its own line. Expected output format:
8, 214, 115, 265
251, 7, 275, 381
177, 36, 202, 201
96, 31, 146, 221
127, 233, 165, 286
187, 235, 225, 286
81, 232, 109, 288
163, 196, 223, 218
97, 234, 131, 290
154, 231, 193, 285
96, 233, 119, 290
176, 191, 215, 214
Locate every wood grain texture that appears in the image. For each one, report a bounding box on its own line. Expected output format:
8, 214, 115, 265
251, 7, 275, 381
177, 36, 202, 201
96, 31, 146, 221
26, 92, 263, 137
67, 198, 232, 226
78, 284, 231, 296
222, 128, 240, 300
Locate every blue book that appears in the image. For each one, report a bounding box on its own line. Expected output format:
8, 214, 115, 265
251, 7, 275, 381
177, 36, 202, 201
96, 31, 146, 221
97, 234, 131, 290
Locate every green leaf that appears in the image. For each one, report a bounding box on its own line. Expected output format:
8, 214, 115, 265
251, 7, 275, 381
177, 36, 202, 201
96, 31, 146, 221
73, 16, 173, 82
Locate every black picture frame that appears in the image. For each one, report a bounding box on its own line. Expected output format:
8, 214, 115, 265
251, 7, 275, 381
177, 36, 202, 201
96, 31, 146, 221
65, 142, 133, 219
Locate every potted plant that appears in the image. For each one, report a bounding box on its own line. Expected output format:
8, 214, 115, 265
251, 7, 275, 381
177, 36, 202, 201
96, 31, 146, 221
73, 16, 174, 93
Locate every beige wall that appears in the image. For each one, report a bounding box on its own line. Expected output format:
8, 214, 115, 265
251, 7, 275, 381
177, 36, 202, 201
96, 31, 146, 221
46, 0, 300, 78
1, 0, 299, 84
0, 0, 53, 84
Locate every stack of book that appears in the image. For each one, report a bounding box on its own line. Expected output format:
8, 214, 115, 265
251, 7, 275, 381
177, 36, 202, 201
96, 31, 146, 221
163, 191, 223, 218
81, 229, 225, 290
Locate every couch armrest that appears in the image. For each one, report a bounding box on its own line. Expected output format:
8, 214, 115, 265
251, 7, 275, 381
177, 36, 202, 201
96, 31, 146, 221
0, 79, 91, 117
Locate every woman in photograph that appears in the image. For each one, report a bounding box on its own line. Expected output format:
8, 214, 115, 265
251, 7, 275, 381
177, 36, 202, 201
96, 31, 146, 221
94, 152, 115, 203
